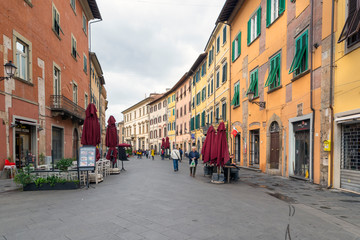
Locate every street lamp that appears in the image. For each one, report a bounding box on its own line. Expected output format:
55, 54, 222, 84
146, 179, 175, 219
0, 61, 17, 81
247, 90, 266, 108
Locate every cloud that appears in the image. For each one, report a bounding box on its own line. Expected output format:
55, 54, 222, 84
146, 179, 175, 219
91, 0, 225, 122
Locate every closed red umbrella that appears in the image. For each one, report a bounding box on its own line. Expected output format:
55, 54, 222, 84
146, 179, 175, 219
201, 125, 216, 163
165, 137, 170, 149
105, 116, 119, 163
216, 122, 230, 167
210, 130, 218, 165
161, 138, 165, 149
118, 143, 131, 147
81, 103, 101, 161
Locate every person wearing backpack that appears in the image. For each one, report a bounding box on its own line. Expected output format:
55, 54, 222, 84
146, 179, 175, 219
188, 146, 200, 177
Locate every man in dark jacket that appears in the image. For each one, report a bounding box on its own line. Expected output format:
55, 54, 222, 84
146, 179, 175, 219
188, 146, 200, 177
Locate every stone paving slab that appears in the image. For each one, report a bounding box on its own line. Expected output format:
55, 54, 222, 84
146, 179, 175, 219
0, 156, 359, 240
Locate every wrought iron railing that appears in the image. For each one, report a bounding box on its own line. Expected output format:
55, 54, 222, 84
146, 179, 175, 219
50, 95, 85, 120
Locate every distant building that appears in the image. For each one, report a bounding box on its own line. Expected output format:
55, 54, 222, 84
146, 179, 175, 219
122, 94, 162, 150
148, 94, 167, 154
117, 121, 124, 144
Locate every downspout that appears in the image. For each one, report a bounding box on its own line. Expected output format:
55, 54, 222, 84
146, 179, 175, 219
328, 0, 335, 188
310, 0, 315, 183
99, 83, 102, 155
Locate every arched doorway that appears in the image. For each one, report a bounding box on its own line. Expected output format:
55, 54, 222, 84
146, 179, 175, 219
235, 133, 241, 163
72, 128, 79, 160
270, 121, 280, 169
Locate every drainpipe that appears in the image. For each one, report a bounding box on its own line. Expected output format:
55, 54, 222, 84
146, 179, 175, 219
99, 83, 102, 155
310, 0, 315, 183
328, 0, 335, 188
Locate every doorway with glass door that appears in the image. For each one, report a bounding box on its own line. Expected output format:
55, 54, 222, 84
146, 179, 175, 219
293, 120, 310, 179
249, 130, 260, 167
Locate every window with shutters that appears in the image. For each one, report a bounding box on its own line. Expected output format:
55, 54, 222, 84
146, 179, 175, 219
210, 110, 213, 124
82, 12, 87, 35
15, 37, 31, 81
215, 106, 219, 123
202, 87, 206, 102
190, 117, 195, 131
216, 35, 220, 53
208, 46, 215, 66
211, 78, 214, 94
196, 92, 201, 106
73, 82, 78, 104
265, 52, 281, 90
208, 82, 211, 97
247, 68, 259, 98
83, 54, 87, 73
222, 102, 227, 121
70, 0, 76, 13
184, 104, 187, 115
289, 30, 308, 77
266, 0, 285, 27
216, 70, 220, 88
195, 114, 200, 129
247, 7, 262, 45
201, 61, 207, 76
201, 111, 206, 127
223, 26, 227, 44
222, 62, 228, 83
231, 82, 240, 107
52, 4, 63, 38
71, 34, 78, 59
338, 0, 360, 47
232, 32, 241, 62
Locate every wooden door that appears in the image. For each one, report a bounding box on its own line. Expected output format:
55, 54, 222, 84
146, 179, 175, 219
270, 132, 280, 169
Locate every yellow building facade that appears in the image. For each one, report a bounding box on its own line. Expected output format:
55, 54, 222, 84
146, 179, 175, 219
332, 0, 360, 192
219, 0, 331, 185
167, 92, 176, 150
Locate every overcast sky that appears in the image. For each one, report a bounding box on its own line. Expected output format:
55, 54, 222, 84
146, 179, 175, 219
91, 0, 226, 123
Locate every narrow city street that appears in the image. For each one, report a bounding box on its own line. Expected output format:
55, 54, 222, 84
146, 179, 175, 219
0, 156, 359, 240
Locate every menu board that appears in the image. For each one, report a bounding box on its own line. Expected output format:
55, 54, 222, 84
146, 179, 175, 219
79, 146, 96, 171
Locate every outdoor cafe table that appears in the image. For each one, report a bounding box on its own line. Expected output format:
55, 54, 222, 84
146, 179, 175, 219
223, 165, 237, 183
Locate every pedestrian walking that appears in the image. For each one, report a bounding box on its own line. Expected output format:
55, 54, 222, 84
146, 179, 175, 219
179, 147, 183, 161
170, 145, 181, 172
151, 149, 155, 160
146, 149, 149, 159
188, 146, 200, 177
161, 149, 165, 160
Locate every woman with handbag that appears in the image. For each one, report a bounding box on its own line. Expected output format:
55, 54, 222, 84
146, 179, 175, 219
188, 146, 200, 177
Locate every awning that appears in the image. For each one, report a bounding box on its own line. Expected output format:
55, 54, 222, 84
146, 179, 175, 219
335, 114, 360, 123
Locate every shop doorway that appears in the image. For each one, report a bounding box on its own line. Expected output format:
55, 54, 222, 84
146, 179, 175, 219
52, 127, 64, 162
293, 120, 310, 179
72, 129, 79, 160
249, 130, 260, 166
270, 122, 280, 169
235, 133, 241, 163
15, 125, 33, 168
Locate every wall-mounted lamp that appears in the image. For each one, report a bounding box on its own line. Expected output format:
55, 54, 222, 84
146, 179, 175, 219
0, 61, 17, 81
247, 90, 266, 108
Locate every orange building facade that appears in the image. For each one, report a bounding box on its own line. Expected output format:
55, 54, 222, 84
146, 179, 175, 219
219, 0, 332, 185
0, 0, 101, 170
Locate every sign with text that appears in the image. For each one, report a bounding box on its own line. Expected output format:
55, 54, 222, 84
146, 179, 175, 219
78, 146, 96, 171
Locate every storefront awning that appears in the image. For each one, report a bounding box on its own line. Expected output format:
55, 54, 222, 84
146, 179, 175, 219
335, 114, 360, 123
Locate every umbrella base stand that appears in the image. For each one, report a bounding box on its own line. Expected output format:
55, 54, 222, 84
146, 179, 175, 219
120, 160, 126, 171
210, 173, 225, 184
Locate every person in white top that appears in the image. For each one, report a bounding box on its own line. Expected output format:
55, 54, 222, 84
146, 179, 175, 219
170, 145, 181, 172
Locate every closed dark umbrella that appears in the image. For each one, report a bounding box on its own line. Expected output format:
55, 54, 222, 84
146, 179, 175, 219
216, 122, 230, 167
81, 103, 100, 161
201, 125, 216, 163
161, 138, 165, 149
165, 137, 170, 149
105, 116, 119, 164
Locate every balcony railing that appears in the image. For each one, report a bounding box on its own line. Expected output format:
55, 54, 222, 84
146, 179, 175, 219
50, 95, 85, 123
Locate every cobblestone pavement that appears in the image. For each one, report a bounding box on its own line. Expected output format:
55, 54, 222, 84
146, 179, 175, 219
0, 156, 359, 240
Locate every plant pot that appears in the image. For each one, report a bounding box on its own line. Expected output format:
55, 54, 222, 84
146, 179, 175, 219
23, 182, 79, 191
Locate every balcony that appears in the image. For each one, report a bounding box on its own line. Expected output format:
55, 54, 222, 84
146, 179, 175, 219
50, 95, 85, 125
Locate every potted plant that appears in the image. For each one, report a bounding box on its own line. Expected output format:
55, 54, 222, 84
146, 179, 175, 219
55, 158, 74, 171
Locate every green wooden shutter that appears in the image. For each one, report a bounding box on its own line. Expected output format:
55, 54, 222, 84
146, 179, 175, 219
237, 32, 241, 56
257, 7, 261, 37
232, 40, 235, 62
279, 0, 285, 15
255, 70, 258, 97
266, 0, 271, 27
247, 19, 251, 45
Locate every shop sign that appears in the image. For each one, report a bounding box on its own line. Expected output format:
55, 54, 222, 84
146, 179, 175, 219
294, 120, 310, 132
79, 146, 96, 171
